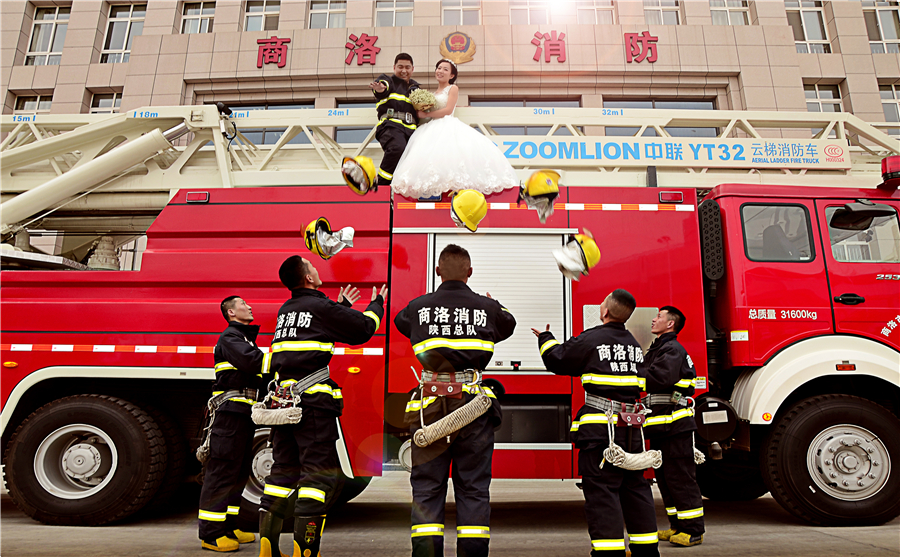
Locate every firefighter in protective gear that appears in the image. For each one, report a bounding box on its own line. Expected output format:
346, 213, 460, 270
304, 217, 354, 260
369, 53, 420, 188
394, 244, 516, 557
341, 156, 377, 195
450, 190, 488, 232
518, 169, 560, 223
553, 231, 601, 281
258, 256, 387, 557
641, 306, 704, 547
198, 296, 266, 552
534, 289, 659, 557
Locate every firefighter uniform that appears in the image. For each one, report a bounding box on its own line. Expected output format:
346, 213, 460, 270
259, 289, 385, 556
641, 332, 704, 542
199, 321, 266, 549
538, 323, 660, 557
372, 73, 420, 187
395, 281, 516, 557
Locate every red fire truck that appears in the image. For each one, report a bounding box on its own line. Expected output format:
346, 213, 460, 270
1, 106, 898, 528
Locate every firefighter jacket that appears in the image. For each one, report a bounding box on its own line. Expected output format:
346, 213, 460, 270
373, 73, 420, 132
394, 280, 517, 428
538, 322, 645, 445
266, 288, 385, 417
641, 332, 697, 438
212, 321, 267, 415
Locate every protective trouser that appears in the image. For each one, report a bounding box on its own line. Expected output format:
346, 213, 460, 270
649, 432, 705, 536
259, 410, 342, 520
198, 408, 256, 541
410, 412, 494, 557
375, 124, 414, 187
579, 427, 660, 557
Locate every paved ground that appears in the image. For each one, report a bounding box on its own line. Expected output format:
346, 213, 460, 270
2, 472, 898, 556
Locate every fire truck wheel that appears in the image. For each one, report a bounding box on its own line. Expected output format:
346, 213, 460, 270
763, 394, 900, 526
137, 406, 188, 514
4, 394, 168, 526
696, 456, 769, 501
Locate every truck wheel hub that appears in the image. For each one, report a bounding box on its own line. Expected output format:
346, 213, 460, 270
808, 424, 889, 501
62, 443, 102, 479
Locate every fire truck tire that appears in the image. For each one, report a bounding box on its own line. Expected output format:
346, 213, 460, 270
696, 457, 769, 501
138, 406, 188, 514
4, 394, 168, 526
763, 394, 900, 526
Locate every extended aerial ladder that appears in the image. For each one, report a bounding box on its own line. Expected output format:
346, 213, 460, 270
1, 105, 898, 268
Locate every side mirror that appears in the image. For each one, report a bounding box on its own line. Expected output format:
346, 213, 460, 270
829, 200, 896, 231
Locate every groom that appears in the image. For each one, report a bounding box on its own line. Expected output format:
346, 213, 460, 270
369, 53, 420, 188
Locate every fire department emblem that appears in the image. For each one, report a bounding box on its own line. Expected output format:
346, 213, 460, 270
440, 32, 476, 65
304, 521, 317, 545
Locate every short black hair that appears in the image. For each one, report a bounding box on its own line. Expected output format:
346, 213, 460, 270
221, 295, 241, 321
395, 52, 413, 65
436, 59, 458, 85
607, 288, 636, 322
279, 255, 308, 290
438, 244, 471, 280
660, 305, 686, 333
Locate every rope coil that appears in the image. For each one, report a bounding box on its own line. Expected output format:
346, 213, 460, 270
599, 410, 663, 471
411, 367, 492, 448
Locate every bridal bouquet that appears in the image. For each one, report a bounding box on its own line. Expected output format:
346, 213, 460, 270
409, 89, 436, 112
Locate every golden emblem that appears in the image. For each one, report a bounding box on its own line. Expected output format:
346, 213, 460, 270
439, 32, 476, 65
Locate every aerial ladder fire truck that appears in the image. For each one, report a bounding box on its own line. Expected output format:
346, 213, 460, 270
1, 105, 898, 528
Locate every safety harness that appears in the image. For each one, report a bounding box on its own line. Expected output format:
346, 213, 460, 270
195, 387, 258, 464
638, 393, 705, 465
584, 393, 663, 471
410, 368, 492, 448
251, 367, 330, 426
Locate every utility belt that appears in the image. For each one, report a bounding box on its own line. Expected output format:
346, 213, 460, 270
209, 387, 259, 410
640, 393, 693, 408
584, 393, 646, 427
196, 387, 258, 464
411, 368, 491, 448
421, 369, 480, 399
380, 109, 416, 125
268, 366, 330, 409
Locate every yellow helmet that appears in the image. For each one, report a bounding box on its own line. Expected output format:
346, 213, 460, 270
573, 233, 601, 273
305, 217, 334, 260
450, 190, 488, 232
519, 170, 560, 201
341, 156, 377, 195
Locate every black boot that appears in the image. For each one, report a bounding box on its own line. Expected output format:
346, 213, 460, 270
259, 509, 287, 557
292, 515, 325, 557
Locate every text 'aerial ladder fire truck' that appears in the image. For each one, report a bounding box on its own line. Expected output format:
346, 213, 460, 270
1, 105, 898, 528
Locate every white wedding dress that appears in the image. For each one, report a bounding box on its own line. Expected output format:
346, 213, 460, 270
391, 87, 520, 199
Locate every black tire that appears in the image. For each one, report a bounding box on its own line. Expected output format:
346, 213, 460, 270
4, 395, 168, 525
697, 456, 769, 501
138, 406, 188, 514
762, 394, 900, 526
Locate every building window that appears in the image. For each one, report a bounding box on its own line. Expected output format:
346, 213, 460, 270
468, 100, 582, 135
881, 84, 900, 136
101, 5, 145, 64
786, 1, 831, 53
603, 100, 717, 138
577, 0, 616, 24
375, 0, 413, 27
182, 2, 215, 34
245, 0, 279, 31
442, 0, 480, 25
334, 101, 376, 143
861, 1, 900, 54
90, 93, 122, 114
805, 84, 842, 112
643, 0, 680, 25
710, 0, 748, 25
25, 6, 69, 66
510, 0, 551, 25
14, 95, 53, 115
231, 103, 314, 145
309, 0, 346, 28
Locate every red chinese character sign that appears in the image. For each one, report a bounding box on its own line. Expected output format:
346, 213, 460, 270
532, 30, 566, 62
257, 36, 290, 68
345, 33, 380, 65
625, 31, 658, 63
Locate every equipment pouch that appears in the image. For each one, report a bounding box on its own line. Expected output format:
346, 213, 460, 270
268, 384, 297, 409
670, 391, 683, 405
616, 403, 646, 428
424, 381, 463, 399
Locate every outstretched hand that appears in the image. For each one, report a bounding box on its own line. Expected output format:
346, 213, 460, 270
372, 284, 389, 301
531, 324, 551, 337
337, 285, 361, 305
369, 81, 386, 93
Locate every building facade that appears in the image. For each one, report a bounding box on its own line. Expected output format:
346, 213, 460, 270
1, 0, 898, 137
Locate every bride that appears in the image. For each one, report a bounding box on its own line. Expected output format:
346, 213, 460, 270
390, 59, 520, 199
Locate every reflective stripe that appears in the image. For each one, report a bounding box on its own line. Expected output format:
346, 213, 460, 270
666, 506, 677, 516
262, 352, 272, 375
227, 505, 240, 515
677, 507, 704, 519
591, 539, 626, 551
411, 524, 444, 537
377, 117, 416, 130
570, 413, 618, 431
629, 532, 659, 544
303, 383, 342, 399
198, 509, 227, 522
674, 377, 697, 389
297, 487, 326, 502
271, 341, 334, 353
540, 339, 560, 355
214, 361, 237, 373
375, 92, 412, 107
363, 310, 381, 330
227, 397, 257, 405
377, 168, 393, 179
464, 384, 496, 398
457, 525, 490, 538
501, 308, 511, 313
581, 374, 645, 389
644, 407, 695, 427
413, 338, 495, 355
405, 396, 438, 412
263, 484, 295, 498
